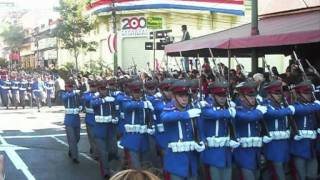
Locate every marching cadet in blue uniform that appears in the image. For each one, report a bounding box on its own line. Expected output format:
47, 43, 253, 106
81, 80, 98, 159
198, 80, 237, 180
262, 80, 295, 179
90, 80, 116, 179
160, 80, 205, 180
289, 80, 320, 180
19, 77, 28, 109
61, 81, 82, 164
153, 79, 174, 155
1, 75, 11, 109
233, 81, 268, 180
45, 76, 55, 108
106, 78, 120, 161
10, 76, 20, 109
120, 80, 154, 169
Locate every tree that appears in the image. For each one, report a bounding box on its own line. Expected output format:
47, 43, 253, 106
53, 0, 96, 73
0, 24, 25, 53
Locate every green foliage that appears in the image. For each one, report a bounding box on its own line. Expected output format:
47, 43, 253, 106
0, 25, 25, 51
0, 57, 8, 68
53, 0, 97, 72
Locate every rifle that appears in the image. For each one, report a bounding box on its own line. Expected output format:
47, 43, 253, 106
305, 59, 320, 79
263, 56, 298, 136
142, 85, 154, 129
209, 48, 237, 141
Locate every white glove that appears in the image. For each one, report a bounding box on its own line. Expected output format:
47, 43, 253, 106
194, 141, 206, 152
79, 106, 83, 111
104, 96, 115, 102
294, 135, 303, 141
154, 92, 162, 99
187, 108, 201, 118
228, 107, 236, 118
112, 117, 119, 124
73, 90, 80, 94
147, 128, 155, 135
114, 91, 121, 96
229, 101, 236, 108
94, 92, 100, 97
314, 100, 320, 105
262, 136, 272, 143
229, 140, 240, 148
256, 105, 267, 114
199, 101, 209, 108
288, 105, 295, 115
256, 95, 263, 103
143, 101, 154, 111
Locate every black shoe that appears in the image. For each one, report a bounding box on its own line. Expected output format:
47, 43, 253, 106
72, 159, 80, 164
89, 148, 93, 154
68, 151, 71, 158
104, 174, 111, 180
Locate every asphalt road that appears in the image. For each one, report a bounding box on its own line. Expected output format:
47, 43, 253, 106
0, 106, 102, 180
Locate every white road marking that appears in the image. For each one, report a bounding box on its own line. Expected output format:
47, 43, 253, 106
50, 136, 96, 162
0, 136, 36, 180
0, 130, 3, 133
20, 129, 35, 133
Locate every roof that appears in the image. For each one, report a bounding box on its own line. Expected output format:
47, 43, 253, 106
165, 10, 320, 57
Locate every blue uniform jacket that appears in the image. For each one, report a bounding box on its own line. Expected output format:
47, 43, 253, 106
19, 80, 28, 94
61, 91, 81, 128
91, 96, 113, 139
152, 97, 172, 149
233, 100, 264, 170
290, 102, 320, 159
120, 98, 150, 152
160, 101, 198, 178
198, 97, 233, 168
1, 80, 11, 94
115, 92, 130, 134
81, 92, 96, 126
11, 81, 20, 94
263, 100, 292, 163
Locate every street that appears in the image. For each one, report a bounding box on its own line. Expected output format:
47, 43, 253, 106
0, 106, 102, 180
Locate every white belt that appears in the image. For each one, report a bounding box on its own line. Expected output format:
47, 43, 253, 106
85, 108, 94, 114
19, 88, 26, 91
95, 115, 112, 123
124, 124, 148, 134
206, 136, 230, 148
11, 87, 18, 90
238, 137, 262, 148
269, 130, 290, 140
1, 87, 9, 90
168, 141, 198, 152
65, 108, 80, 115
157, 123, 165, 132
297, 130, 317, 139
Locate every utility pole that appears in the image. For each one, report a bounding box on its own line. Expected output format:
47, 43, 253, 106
111, 0, 118, 76
251, 0, 259, 73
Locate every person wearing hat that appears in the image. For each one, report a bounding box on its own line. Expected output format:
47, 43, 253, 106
0, 75, 11, 109
120, 80, 155, 169
232, 80, 269, 180
105, 77, 121, 162
90, 80, 116, 179
160, 79, 205, 179
61, 81, 82, 164
289, 80, 320, 180
197, 80, 238, 180
153, 78, 174, 160
44, 76, 55, 108
19, 76, 28, 109
10, 76, 20, 109
262, 80, 295, 179
31, 77, 46, 112
81, 80, 99, 160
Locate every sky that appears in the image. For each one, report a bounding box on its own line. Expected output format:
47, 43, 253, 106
12, 0, 59, 10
